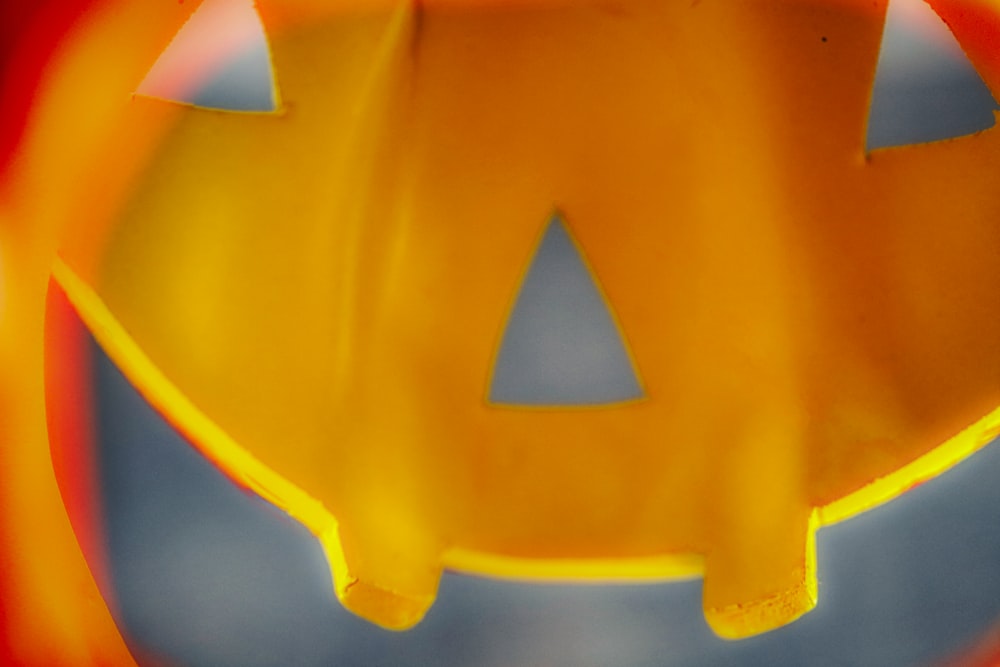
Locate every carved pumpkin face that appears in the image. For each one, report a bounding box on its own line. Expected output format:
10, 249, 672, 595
3, 0, 1000, 662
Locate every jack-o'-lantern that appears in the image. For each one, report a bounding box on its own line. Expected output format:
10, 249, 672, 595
2, 0, 1000, 664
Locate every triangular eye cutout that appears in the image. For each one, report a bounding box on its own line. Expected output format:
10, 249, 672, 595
866, 0, 998, 151
489, 215, 644, 407
136, 0, 276, 112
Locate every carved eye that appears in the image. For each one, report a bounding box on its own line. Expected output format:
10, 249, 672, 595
866, 0, 998, 151
136, 0, 277, 112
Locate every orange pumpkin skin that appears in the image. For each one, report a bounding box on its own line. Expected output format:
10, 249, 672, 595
0, 3, 197, 664
3, 0, 1000, 663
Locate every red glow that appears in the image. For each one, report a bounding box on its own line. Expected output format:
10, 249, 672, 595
44, 282, 111, 597
0, 1, 100, 174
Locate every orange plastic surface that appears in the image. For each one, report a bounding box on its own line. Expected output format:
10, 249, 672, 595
3, 0, 1000, 659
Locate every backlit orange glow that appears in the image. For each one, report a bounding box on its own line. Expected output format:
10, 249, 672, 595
2, 1, 1000, 664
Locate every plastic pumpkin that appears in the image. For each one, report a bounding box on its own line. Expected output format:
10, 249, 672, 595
2, 0, 1000, 664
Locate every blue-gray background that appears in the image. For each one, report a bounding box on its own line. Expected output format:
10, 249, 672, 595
97, 4, 1000, 665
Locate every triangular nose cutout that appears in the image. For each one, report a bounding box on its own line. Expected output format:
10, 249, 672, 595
137, 0, 276, 112
489, 216, 644, 406
866, 0, 998, 151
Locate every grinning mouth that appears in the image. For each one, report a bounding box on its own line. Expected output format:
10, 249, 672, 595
46, 266, 1000, 667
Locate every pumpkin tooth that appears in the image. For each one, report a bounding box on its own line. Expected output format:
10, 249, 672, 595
701, 415, 818, 638
328, 517, 443, 630
703, 509, 819, 639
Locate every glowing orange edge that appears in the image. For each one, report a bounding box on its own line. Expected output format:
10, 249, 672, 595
50, 258, 347, 580
50, 257, 1000, 590
818, 408, 1000, 525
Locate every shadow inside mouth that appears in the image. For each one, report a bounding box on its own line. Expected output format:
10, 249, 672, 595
74, 303, 1000, 667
